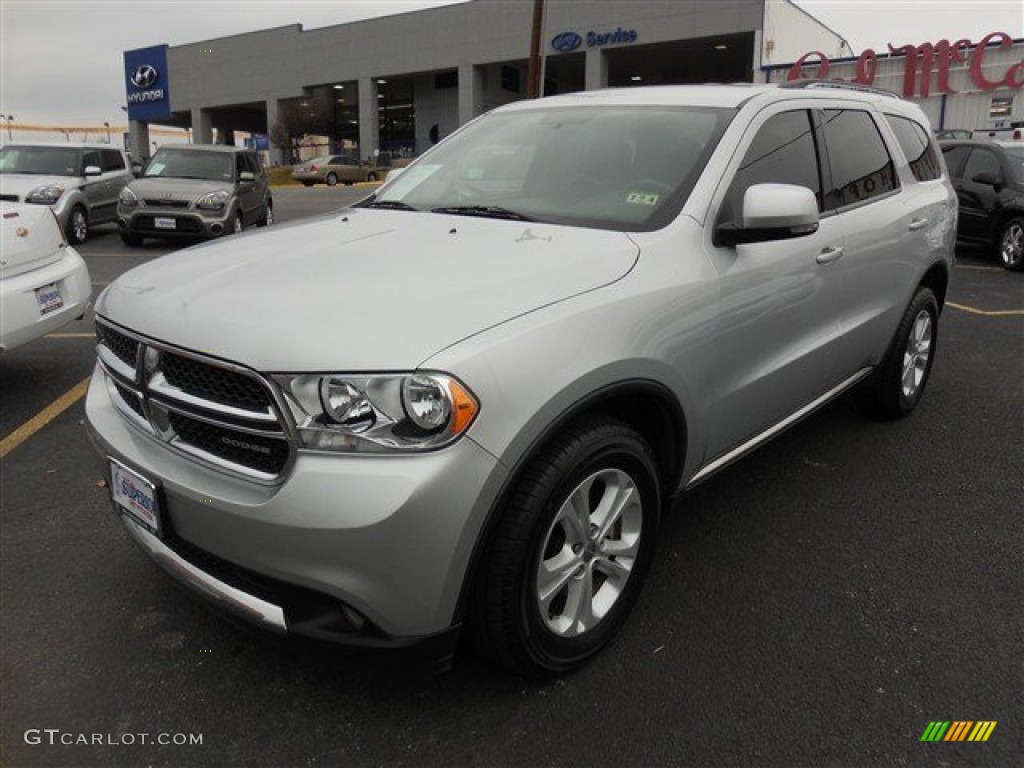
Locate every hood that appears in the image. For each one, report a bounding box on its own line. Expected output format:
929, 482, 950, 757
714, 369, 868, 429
0, 174, 81, 198
98, 209, 639, 371
127, 177, 236, 202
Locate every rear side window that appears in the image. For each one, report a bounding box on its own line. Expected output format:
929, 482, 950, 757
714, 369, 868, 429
822, 110, 897, 209
884, 115, 942, 182
719, 109, 823, 226
101, 149, 126, 172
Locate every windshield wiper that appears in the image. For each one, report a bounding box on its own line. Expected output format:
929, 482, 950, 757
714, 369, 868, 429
361, 200, 418, 211
430, 205, 535, 221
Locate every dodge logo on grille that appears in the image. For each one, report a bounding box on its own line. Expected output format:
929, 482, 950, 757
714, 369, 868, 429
220, 435, 271, 456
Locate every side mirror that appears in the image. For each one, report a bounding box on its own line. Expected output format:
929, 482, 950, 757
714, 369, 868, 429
83, 165, 102, 177
971, 171, 1003, 188
131, 163, 144, 178
716, 183, 820, 247
239, 171, 255, 183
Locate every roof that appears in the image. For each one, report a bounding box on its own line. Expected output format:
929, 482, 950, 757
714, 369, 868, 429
1, 142, 125, 150
497, 82, 911, 114
155, 144, 250, 153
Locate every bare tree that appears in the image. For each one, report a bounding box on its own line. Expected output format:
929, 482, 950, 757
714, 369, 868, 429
270, 102, 331, 163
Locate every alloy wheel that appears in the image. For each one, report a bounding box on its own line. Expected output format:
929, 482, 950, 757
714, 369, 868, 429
901, 310, 932, 399
1001, 221, 1023, 268
535, 468, 643, 638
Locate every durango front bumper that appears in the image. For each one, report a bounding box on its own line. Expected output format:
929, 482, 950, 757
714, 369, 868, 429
86, 363, 509, 652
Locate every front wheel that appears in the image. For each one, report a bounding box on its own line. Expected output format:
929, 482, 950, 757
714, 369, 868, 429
856, 286, 939, 418
120, 232, 143, 247
232, 211, 243, 235
998, 216, 1024, 271
473, 416, 660, 676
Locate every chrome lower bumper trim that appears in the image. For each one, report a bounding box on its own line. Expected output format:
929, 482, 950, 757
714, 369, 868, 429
120, 516, 288, 634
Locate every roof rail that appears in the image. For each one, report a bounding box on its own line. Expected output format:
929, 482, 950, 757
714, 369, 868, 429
778, 79, 901, 99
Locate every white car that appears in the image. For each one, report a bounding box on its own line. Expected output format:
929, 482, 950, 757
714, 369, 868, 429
1, 202, 91, 351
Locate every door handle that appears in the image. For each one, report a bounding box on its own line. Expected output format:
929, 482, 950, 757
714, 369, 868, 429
909, 218, 929, 231
816, 246, 844, 265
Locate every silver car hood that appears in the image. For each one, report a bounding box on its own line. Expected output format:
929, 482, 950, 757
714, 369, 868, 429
98, 209, 639, 371
127, 177, 235, 201
0, 173, 81, 196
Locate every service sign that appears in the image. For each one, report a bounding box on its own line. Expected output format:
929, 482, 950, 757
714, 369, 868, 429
124, 44, 171, 122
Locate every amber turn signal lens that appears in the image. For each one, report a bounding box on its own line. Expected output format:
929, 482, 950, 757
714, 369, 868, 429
446, 377, 479, 435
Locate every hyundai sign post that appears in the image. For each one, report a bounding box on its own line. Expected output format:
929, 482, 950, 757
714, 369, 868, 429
124, 45, 171, 122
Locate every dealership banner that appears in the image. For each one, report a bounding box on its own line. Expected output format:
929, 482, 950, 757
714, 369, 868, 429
124, 45, 171, 122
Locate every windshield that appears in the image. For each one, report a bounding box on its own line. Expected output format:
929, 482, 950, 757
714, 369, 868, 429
367, 105, 734, 231
145, 149, 234, 181
0, 146, 82, 176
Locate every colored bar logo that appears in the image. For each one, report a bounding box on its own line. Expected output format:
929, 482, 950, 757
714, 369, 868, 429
920, 721, 997, 742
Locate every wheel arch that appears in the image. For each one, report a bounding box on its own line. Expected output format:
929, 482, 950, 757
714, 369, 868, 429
452, 378, 687, 626
919, 260, 949, 311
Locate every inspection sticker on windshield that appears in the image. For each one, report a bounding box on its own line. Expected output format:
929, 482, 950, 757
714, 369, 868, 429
110, 459, 161, 536
626, 192, 659, 206
35, 284, 62, 315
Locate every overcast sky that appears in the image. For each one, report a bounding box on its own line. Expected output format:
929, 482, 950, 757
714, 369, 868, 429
1, 0, 1021, 127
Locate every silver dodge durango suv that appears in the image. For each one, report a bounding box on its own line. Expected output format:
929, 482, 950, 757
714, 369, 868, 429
87, 83, 956, 675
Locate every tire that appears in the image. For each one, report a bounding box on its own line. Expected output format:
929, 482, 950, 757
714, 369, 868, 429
856, 286, 939, 419
473, 416, 660, 676
258, 200, 273, 227
367, 172, 378, 182
326, 173, 338, 187
232, 210, 243, 235
120, 232, 143, 247
66, 206, 88, 245
997, 216, 1024, 271
302, 182, 314, 188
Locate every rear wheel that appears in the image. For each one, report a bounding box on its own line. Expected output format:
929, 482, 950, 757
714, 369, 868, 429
258, 199, 273, 227
856, 286, 939, 418
473, 416, 659, 676
326, 172, 338, 187
67, 206, 88, 244
998, 216, 1024, 271
367, 172, 378, 182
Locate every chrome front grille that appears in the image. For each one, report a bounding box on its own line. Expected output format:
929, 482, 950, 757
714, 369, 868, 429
96, 317, 291, 482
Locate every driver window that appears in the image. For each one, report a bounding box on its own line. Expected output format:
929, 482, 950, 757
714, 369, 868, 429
718, 110, 823, 228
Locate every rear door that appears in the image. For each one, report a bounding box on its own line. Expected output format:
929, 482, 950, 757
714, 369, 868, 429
819, 108, 948, 369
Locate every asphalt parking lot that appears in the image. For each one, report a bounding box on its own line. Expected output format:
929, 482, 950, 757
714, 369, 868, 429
1, 188, 1021, 768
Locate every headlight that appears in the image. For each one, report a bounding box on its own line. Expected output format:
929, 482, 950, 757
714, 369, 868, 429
25, 184, 65, 205
195, 190, 230, 210
275, 371, 479, 453
119, 187, 138, 207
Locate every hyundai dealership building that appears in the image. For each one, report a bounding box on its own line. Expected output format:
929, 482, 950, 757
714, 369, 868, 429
122, 0, 1023, 164
123, 0, 852, 162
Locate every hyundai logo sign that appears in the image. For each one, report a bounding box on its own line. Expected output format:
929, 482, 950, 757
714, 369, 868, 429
551, 32, 583, 52
130, 64, 159, 89
551, 28, 638, 52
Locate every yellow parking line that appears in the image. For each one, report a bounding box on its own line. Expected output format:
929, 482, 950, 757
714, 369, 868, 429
947, 301, 1024, 317
44, 333, 94, 339
0, 377, 91, 460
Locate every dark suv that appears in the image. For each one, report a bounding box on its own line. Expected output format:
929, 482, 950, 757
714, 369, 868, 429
117, 145, 272, 246
940, 139, 1024, 270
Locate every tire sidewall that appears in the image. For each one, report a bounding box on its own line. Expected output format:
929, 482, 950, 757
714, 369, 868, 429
68, 206, 88, 244
516, 430, 659, 672
326, 173, 338, 187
